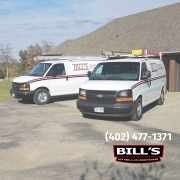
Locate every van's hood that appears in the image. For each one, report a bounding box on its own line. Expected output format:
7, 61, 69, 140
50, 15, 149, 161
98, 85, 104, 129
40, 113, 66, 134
80, 80, 138, 91
13, 76, 41, 83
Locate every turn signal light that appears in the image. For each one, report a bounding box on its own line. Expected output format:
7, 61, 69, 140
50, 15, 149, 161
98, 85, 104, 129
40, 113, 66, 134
116, 97, 133, 102
78, 95, 87, 100
19, 87, 30, 91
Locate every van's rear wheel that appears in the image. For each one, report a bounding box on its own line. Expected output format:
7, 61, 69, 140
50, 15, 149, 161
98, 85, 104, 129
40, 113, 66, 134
33, 89, 50, 105
157, 90, 164, 105
131, 98, 142, 121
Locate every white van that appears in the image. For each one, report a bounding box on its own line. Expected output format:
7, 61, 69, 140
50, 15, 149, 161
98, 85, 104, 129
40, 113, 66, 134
77, 50, 167, 120
10, 56, 106, 105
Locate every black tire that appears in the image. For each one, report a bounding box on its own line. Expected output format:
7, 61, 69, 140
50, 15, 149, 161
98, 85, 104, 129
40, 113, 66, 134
33, 89, 50, 105
131, 98, 142, 121
157, 90, 164, 105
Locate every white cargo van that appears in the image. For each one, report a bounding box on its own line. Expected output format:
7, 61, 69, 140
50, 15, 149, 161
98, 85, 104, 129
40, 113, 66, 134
77, 50, 167, 120
10, 56, 106, 105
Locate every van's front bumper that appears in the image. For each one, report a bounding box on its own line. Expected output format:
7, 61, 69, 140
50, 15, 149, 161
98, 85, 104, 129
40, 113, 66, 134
10, 89, 34, 99
77, 100, 136, 117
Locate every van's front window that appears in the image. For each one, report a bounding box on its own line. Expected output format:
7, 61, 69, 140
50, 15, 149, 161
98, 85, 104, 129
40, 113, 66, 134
90, 62, 140, 81
28, 63, 52, 76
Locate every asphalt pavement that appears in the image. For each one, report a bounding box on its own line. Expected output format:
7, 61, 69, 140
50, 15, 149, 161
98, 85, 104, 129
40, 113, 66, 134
55, 92, 180, 134
0, 92, 179, 180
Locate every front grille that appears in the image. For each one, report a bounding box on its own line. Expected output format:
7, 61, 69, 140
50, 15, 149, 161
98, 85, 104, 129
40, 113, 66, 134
86, 90, 116, 104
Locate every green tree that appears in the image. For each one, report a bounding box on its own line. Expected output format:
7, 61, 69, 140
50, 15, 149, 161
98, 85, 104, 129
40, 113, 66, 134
17, 50, 28, 75
0, 69, 4, 79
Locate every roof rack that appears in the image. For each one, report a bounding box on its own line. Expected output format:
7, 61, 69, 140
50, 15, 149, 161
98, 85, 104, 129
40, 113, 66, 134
35, 55, 107, 61
132, 49, 163, 59
102, 49, 163, 60
102, 51, 132, 59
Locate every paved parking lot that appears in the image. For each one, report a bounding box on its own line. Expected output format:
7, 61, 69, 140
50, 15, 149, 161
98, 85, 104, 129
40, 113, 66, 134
0, 92, 179, 180
55, 92, 180, 134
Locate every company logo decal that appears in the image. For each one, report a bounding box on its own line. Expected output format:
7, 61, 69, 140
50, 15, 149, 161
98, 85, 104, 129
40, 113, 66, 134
73, 63, 89, 71
114, 145, 164, 163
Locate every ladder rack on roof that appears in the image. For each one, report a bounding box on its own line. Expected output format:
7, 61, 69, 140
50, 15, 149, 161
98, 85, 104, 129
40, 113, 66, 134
102, 49, 163, 60
102, 51, 132, 59
35, 55, 108, 61
132, 49, 163, 59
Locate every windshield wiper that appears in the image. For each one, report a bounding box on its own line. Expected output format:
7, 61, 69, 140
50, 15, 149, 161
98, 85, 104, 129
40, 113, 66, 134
106, 77, 125, 80
28, 73, 42, 76
90, 76, 105, 80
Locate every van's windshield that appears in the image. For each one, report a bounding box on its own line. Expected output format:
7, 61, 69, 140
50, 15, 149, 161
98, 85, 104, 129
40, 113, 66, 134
28, 63, 52, 76
90, 62, 140, 81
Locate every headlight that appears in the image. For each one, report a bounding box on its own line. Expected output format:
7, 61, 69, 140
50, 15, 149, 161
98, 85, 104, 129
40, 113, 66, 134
78, 89, 87, 100
117, 91, 129, 97
19, 83, 30, 91
116, 90, 133, 102
79, 89, 86, 96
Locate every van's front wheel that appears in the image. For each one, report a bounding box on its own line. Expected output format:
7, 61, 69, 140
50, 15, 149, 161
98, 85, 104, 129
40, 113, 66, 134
131, 98, 142, 121
33, 89, 50, 105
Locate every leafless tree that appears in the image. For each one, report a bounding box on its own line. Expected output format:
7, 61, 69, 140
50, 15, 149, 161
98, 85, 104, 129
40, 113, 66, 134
41, 40, 54, 54
0, 44, 13, 80
25, 40, 54, 72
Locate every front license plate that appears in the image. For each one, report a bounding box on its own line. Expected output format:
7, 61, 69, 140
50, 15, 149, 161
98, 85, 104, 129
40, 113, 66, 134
94, 107, 104, 113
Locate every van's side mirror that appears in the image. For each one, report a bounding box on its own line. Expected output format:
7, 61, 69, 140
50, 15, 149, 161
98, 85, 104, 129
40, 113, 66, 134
88, 71, 92, 78
141, 70, 151, 80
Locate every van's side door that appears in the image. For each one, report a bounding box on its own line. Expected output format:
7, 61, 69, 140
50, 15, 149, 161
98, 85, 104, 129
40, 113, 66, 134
148, 62, 163, 101
140, 62, 152, 106
46, 63, 69, 96
65, 62, 89, 94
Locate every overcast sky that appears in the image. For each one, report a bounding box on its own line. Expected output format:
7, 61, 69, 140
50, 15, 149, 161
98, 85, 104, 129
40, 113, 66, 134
0, 0, 179, 59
